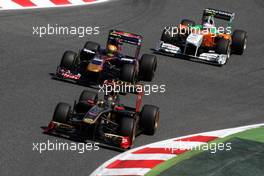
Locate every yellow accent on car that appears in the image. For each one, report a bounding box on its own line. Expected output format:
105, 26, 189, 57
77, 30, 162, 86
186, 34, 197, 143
87, 63, 102, 72
83, 118, 94, 124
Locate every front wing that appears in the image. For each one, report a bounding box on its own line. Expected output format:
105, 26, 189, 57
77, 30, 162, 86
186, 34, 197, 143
44, 121, 132, 151
154, 41, 228, 65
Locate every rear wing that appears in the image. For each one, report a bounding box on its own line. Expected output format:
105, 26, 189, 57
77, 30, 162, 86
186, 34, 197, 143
108, 29, 143, 46
203, 8, 235, 22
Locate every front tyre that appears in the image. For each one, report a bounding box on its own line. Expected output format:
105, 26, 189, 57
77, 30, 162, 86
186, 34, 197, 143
52, 103, 71, 124
161, 28, 172, 43
60, 51, 77, 70
81, 41, 101, 61
83, 41, 100, 52
140, 105, 160, 135
76, 90, 98, 113
181, 19, 196, 26
120, 117, 136, 143
216, 38, 231, 59
161, 27, 179, 45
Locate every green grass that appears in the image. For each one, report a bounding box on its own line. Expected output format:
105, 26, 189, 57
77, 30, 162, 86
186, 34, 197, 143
145, 126, 264, 176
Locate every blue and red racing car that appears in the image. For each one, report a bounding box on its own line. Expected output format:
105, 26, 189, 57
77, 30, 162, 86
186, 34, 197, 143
54, 30, 157, 85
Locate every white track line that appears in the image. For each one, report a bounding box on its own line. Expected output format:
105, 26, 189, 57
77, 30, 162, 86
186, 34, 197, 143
119, 153, 177, 161
95, 168, 151, 176
199, 123, 264, 138
0, 0, 22, 9
0, 0, 110, 10
68, 0, 86, 5
30, 0, 56, 7
150, 141, 206, 149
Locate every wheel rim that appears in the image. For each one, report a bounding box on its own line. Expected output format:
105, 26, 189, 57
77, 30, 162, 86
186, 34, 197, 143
131, 122, 136, 142
243, 38, 247, 50
227, 45, 231, 59
132, 70, 137, 84
154, 60, 157, 71
154, 111, 160, 129
150, 61, 157, 80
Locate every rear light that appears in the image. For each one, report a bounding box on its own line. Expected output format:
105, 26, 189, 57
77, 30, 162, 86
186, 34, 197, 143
115, 106, 125, 111
120, 136, 131, 149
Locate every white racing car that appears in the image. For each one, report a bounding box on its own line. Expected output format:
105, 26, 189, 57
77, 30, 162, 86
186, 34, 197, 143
154, 8, 247, 65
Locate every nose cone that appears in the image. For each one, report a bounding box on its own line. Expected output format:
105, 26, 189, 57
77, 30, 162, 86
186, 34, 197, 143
87, 63, 102, 72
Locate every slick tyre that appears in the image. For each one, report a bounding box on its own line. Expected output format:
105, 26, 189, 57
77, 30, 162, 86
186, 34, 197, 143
60, 51, 77, 70
161, 27, 179, 44
120, 117, 136, 143
232, 30, 247, 55
81, 41, 100, 61
139, 54, 157, 81
181, 19, 195, 26
161, 28, 172, 43
121, 64, 137, 83
76, 90, 98, 113
52, 103, 71, 124
83, 41, 100, 52
140, 105, 160, 135
216, 38, 231, 59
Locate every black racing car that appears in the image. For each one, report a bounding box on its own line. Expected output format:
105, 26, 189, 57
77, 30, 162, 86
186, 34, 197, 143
44, 81, 160, 150
54, 29, 157, 85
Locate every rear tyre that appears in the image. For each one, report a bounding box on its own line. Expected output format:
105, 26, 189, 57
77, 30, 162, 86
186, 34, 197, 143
120, 117, 136, 143
181, 19, 195, 26
216, 38, 231, 59
60, 51, 77, 70
140, 105, 160, 135
232, 30, 247, 55
76, 90, 98, 113
139, 54, 157, 81
53, 103, 71, 123
121, 64, 137, 83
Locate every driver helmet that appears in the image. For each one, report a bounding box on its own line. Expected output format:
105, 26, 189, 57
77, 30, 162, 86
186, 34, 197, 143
105, 91, 118, 107
104, 91, 116, 101
108, 96, 113, 102
107, 44, 118, 57
203, 16, 215, 29
97, 100, 104, 107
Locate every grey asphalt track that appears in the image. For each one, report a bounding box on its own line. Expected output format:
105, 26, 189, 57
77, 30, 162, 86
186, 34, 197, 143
0, 0, 264, 175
